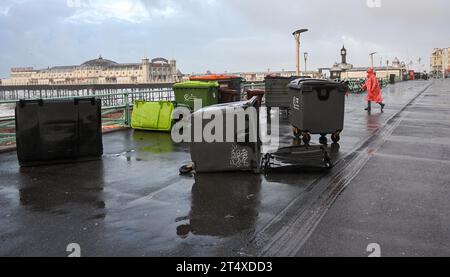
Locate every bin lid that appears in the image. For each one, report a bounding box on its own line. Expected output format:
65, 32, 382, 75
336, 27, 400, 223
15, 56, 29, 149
265, 75, 310, 80
219, 87, 239, 94
246, 89, 265, 95
191, 97, 258, 115
173, 81, 219, 89
190, 75, 243, 82
265, 75, 292, 80
288, 78, 345, 91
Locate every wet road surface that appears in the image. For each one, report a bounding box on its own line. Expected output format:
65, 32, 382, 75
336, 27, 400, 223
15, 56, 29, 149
0, 79, 448, 257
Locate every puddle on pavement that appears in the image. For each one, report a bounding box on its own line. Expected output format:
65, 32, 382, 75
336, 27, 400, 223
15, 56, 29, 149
133, 131, 175, 154
17, 162, 106, 214
176, 173, 262, 238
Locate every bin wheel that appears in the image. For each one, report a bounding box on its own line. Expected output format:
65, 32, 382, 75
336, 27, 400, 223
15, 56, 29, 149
319, 135, 328, 145
324, 152, 333, 169
179, 163, 194, 175
302, 133, 311, 144
331, 132, 341, 143
293, 127, 301, 138
262, 154, 271, 173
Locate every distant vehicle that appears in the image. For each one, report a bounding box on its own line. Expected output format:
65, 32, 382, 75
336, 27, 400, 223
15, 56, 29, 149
414, 72, 429, 80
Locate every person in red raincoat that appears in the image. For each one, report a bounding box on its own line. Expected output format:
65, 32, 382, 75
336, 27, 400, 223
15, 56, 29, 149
361, 68, 385, 112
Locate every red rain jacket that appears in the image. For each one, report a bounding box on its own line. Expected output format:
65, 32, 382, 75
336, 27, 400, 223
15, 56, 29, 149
361, 68, 383, 103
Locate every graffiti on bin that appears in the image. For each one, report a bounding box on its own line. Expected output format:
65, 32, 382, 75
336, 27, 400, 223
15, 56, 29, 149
184, 94, 197, 102
230, 144, 249, 168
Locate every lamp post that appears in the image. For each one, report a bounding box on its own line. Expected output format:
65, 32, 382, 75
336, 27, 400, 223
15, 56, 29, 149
304, 52, 309, 73
293, 29, 308, 76
443, 49, 448, 79
369, 52, 377, 68
386, 60, 389, 80
418, 57, 422, 73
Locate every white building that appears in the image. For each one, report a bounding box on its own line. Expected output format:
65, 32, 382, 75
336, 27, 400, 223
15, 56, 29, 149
1, 56, 180, 86
431, 48, 450, 78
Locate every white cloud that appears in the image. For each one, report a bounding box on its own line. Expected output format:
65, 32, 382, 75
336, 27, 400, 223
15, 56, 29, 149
65, 0, 177, 24
0, 5, 11, 16
0, 0, 449, 76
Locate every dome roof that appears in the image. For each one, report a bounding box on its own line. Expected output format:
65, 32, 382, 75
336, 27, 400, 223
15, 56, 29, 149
81, 56, 119, 67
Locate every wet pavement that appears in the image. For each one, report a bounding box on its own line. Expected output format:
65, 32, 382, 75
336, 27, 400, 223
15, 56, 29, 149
0, 79, 448, 257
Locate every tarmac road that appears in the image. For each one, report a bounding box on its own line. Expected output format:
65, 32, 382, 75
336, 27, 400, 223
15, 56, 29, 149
0, 79, 448, 257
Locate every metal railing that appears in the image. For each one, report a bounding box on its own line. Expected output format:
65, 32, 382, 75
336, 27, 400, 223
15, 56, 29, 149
241, 82, 265, 99
343, 78, 390, 93
0, 88, 174, 144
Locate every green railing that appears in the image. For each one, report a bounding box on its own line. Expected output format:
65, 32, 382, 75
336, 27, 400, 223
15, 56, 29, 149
0, 89, 174, 144
344, 78, 390, 93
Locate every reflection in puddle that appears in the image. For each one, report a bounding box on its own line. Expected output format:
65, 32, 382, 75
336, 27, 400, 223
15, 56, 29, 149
177, 173, 262, 238
133, 131, 174, 154
366, 113, 383, 134
18, 161, 105, 215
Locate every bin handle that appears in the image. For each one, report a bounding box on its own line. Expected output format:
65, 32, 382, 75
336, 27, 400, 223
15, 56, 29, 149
246, 96, 258, 107
317, 89, 330, 101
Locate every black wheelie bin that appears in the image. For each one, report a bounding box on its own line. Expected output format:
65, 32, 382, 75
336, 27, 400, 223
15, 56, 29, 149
15, 98, 103, 166
288, 78, 348, 145
189, 97, 261, 173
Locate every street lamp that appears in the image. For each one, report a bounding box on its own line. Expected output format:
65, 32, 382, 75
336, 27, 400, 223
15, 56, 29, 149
386, 60, 390, 80
369, 52, 377, 68
293, 29, 308, 76
418, 57, 422, 73
443, 49, 448, 79
304, 52, 309, 73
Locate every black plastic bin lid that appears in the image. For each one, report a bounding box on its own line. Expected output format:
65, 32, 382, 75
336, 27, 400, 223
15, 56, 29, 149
289, 78, 348, 92
265, 75, 311, 80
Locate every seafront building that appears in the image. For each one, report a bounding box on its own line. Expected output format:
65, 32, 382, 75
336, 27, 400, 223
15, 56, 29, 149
328, 45, 404, 80
431, 48, 450, 78
0, 56, 180, 86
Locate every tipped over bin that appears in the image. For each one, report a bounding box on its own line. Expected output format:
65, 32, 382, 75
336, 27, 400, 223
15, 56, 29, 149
15, 98, 103, 167
189, 97, 261, 173
131, 101, 174, 132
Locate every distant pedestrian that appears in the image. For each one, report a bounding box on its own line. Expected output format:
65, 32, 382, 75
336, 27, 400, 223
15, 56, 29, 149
361, 68, 385, 112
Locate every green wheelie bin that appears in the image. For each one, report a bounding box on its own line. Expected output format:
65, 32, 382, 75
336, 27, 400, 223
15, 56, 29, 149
173, 81, 219, 111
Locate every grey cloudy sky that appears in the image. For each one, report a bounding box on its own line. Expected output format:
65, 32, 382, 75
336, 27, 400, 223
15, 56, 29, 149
0, 0, 449, 77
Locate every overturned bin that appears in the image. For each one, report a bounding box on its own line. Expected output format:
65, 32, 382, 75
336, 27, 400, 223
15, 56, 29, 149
15, 98, 103, 167
173, 81, 219, 111
289, 78, 347, 144
131, 101, 174, 132
189, 97, 261, 173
